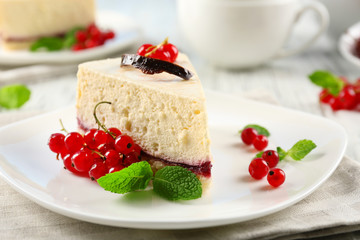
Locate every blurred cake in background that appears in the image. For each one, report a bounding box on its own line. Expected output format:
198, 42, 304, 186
0, 0, 95, 50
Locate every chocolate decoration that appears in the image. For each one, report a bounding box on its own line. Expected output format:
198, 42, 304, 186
121, 54, 193, 80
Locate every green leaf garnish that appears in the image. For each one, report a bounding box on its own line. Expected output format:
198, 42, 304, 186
98, 161, 153, 194
153, 166, 202, 200
277, 147, 287, 161
30, 37, 64, 52
239, 124, 270, 137
308, 71, 344, 96
254, 151, 264, 159
63, 27, 84, 48
287, 139, 317, 161
0, 84, 31, 109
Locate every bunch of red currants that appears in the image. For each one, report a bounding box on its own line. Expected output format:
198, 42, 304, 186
137, 37, 179, 63
48, 127, 142, 181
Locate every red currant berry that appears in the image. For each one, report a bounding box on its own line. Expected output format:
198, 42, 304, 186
133, 144, 142, 156
108, 127, 122, 138
84, 39, 98, 48
89, 162, 108, 180
48, 133, 65, 154
329, 97, 342, 111
75, 30, 87, 43
104, 149, 122, 168
84, 128, 97, 149
339, 85, 357, 110
162, 43, 178, 62
253, 135, 268, 151
71, 148, 94, 172
137, 44, 153, 56
109, 165, 124, 173
151, 48, 171, 61
98, 143, 113, 155
104, 31, 115, 40
267, 168, 286, 187
93, 130, 108, 146
115, 135, 135, 155
262, 150, 279, 168
64, 132, 84, 153
319, 89, 333, 104
72, 43, 85, 51
123, 152, 141, 167
241, 128, 258, 145
248, 158, 269, 180
63, 154, 82, 174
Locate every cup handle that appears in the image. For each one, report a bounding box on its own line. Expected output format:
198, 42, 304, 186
274, 1, 329, 59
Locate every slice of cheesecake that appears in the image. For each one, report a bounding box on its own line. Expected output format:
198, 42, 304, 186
76, 53, 212, 181
0, 0, 95, 50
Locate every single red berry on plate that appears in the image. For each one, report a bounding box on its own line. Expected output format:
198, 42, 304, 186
248, 158, 269, 180
75, 30, 87, 43
162, 43, 178, 62
241, 128, 258, 145
137, 44, 153, 56
267, 168, 286, 187
104, 149, 122, 168
253, 135, 268, 151
123, 151, 141, 167
64, 132, 84, 153
115, 135, 135, 155
89, 162, 108, 180
109, 165, 124, 173
63, 154, 82, 174
262, 150, 279, 168
48, 133, 65, 154
71, 148, 94, 172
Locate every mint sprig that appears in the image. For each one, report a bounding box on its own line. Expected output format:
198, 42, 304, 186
30, 26, 85, 52
98, 161, 202, 201
308, 71, 344, 96
0, 84, 31, 109
98, 161, 153, 194
239, 124, 270, 137
153, 166, 202, 201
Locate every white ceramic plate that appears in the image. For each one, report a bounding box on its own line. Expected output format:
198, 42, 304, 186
0, 91, 347, 229
0, 11, 141, 66
338, 21, 360, 67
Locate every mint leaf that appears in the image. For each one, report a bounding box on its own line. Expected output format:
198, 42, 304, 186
287, 140, 317, 161
254, 151, 264, 159
239, 124, 270, 137
0, 84, 31, 109
63, 27, 84, 48
153, 166, 202, 201
30, 37, 64, 52
308, 71, 344, 96
98, 161, 153, 194
277, 147, 287, 161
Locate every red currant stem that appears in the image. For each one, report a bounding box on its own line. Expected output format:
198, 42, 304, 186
56, 153, 60, 160
144, 37, 169, 57
91, 149, 105, 159
93, 101, 116, 139
59, 119, 69, 134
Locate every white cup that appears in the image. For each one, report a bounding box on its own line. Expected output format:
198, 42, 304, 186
177, 0, 329, 68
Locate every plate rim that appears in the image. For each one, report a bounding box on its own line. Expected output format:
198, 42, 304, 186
0, 90, 348, 229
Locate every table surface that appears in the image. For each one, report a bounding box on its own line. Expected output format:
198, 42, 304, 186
0, 0, 359, 239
